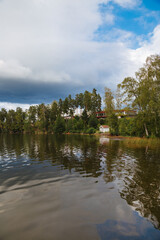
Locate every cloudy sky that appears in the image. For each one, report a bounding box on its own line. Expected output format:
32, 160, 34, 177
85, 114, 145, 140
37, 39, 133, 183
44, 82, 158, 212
0, 0, 160, 110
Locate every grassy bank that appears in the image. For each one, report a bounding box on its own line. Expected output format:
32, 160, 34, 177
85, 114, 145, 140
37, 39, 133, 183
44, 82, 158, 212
120, 136, 160, 148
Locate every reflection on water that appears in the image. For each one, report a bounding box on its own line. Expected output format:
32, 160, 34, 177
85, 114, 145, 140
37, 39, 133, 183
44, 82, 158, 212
0, 134, 160, 240
97, 213, 160, 240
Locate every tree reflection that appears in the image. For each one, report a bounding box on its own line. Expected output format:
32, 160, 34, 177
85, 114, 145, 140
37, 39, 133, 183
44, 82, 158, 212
0, 134, 160, 229
102, 140, 160, 230
119, 146, 160, 229
0, 134, 103, 179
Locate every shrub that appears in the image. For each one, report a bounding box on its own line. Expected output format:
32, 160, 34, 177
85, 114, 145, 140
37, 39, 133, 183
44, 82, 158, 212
86, 127, 96, 134
88, 115, 98, 129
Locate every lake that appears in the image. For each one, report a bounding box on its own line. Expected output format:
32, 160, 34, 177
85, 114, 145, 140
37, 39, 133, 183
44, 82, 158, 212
0, 134, 160, 240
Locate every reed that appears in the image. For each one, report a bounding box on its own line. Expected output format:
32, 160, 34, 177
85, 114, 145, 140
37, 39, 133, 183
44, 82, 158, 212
123, 137, 160, 148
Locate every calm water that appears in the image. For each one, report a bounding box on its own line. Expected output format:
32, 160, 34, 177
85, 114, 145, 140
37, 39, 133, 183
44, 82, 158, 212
0, 134, 160, 240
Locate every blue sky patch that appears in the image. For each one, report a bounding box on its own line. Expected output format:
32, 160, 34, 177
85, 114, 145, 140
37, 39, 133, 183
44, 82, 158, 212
94, 0, 160, 48
143, 0, 160, 11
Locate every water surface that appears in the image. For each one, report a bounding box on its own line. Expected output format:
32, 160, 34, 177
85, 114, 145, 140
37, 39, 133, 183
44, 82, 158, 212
0, 134, 160, 240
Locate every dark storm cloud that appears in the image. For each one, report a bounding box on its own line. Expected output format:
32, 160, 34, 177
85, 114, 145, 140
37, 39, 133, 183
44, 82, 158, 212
0, 78, 96, 104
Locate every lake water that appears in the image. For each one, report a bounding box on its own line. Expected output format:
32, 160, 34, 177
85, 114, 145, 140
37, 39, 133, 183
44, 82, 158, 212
0, 134, 160, 240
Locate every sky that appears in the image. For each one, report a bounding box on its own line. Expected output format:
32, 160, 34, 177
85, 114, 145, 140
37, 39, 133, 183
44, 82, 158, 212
0, 0, 160, 110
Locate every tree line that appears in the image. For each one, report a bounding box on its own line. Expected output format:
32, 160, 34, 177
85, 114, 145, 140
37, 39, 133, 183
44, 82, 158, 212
0, 89, 101, 134
0, 54, 160, 137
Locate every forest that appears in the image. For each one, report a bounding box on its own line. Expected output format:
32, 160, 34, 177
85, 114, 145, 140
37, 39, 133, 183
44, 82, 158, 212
0, 54, 160, 137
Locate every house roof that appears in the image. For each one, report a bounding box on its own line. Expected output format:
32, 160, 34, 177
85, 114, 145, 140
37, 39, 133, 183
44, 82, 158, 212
100, 125, 109, 128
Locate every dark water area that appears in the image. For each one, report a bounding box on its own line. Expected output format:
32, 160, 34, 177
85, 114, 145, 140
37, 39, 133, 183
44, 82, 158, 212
0, 134, 160, 240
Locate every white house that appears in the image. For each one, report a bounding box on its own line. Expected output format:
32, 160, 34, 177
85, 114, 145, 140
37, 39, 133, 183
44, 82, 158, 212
99, 125, 110, 133
99, 137, 110, 144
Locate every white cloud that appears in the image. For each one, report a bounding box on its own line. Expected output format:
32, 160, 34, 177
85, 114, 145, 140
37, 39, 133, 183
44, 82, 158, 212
112, 0, 141, 8
0, 0, 159, 106
104, 13, 115, 25
129, 25, 160, 68
0, 0, 107, 83
33, 71, 72, 84
102, 28, 135, 43
0, 102, 34, 111
0, 60, 31, 79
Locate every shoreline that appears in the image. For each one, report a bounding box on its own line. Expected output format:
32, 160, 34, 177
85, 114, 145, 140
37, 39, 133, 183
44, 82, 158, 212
1, 131, 160, 141
1, 132, 160, 148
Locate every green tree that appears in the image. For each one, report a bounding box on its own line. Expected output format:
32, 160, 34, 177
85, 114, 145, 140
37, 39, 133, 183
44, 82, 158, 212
63, 97, 69, 114
88, 115, 98, 129
118, 54, 160, 137
119, 118, 128, 136
58, 98, 63, 114
24, 105, 37, 132
15, 107, 25, 132
75, 93, 84, 109
66, 118, 73, 132
81, 109, 89, 127
83, 90, 91, 111
68, 94, 76, 117
50, 101, 58, 122
108, 113, 118, 135
37, 103, 48, 132
6, 109, 16, 132
28, 106, 37, 124
76, 119, 84, 132
104, 87, 115, 115
0, 108, 7, 132
91, 88, 101, 113
54, 115, 65, 134
116, 86, 122, 111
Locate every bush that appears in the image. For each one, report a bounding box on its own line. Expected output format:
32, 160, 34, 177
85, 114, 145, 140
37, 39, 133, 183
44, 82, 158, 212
119, 118, 128, 136
76, 119, 84, 131
88, 115, 98, 129
99, 118, 105, 125
86, 127, 96, 134
108, 113, 119, 135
